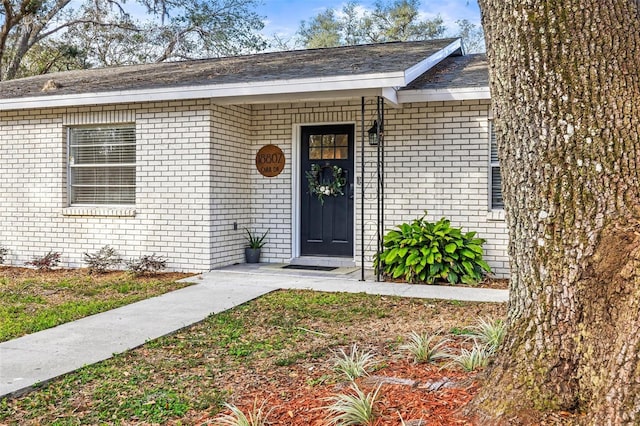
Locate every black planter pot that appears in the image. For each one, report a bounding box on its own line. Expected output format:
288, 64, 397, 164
244, 248, 261, 263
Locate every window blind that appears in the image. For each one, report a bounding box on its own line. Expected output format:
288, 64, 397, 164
490, 123, 504, 210
69, 126, 136, 205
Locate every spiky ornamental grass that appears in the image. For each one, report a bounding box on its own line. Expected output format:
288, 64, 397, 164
214, 400, 271, 426
469, 317, 506, 352
450, 342, 492, 372
399, 331, 450, 363
323, 383, 381, 426
333, 344, 377, 381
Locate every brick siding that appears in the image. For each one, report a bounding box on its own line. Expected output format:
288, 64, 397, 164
0, 98, 509, 277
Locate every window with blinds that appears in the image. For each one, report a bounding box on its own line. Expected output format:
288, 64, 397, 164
68, 125, 136, 205
489, 122, 504, 209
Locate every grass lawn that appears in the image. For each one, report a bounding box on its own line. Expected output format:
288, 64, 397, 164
0, 290, 516, 425
0, 266, 193, 342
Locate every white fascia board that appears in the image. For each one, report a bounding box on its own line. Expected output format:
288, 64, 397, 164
0, 72, 407, 111
381, 87, 399, 107
403, 39, 462, 84
397, 86, 491, 103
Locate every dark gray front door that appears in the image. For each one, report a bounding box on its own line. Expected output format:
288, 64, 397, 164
300, 124, 354, 257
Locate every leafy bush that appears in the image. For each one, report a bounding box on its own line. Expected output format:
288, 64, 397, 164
25, 251, 62, 270
83, 245, 123, 274
127, 254, 167, 275
0, 245, 8, 264
374, 214, 491, 285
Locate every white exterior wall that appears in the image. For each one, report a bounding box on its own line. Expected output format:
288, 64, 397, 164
380, 99, 509, 277
0, 100, 213, 271
0, 97, 509, 277
210, 104, 252, 267
248, 98, 509, 277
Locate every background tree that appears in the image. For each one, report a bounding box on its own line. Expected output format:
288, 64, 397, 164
0, 0, 266, 80
297, 8, 343, 49
455, 19, 484, 54
466, 0, 640, 423
297, 0, 445, 48
362, 0, 444, 43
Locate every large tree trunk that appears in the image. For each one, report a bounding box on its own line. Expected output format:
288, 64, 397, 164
467, 0, 640, 424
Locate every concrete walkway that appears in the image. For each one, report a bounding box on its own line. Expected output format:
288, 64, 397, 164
0, 266, 508, 398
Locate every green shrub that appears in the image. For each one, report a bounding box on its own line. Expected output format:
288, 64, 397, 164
84, 245, 123, 273
127, 254, 167, 275
25, 251, 61, 271
374, 214, 491, 285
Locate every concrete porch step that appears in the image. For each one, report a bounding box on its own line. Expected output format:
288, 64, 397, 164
290, 256, 356, 268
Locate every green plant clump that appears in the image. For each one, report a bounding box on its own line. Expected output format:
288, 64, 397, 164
399, 331, 450, 363
374, 214, 491, 285
245, 229, 269, 249
215, 400, 271, 426
323, 383, 381, 426
333, 344, 377, 381
470, 317, 507, 352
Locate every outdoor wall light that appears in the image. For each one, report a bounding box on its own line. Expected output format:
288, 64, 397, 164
368, 120, 380, 145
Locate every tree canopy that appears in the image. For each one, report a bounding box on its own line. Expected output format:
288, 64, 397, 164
296, 0, 484, 52
0, 0, 266, 80
297, 0, 445, 48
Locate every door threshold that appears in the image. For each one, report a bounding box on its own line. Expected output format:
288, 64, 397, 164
291, 256, 356, 268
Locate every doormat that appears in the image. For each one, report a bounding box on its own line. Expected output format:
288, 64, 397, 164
282, 265, 338, 272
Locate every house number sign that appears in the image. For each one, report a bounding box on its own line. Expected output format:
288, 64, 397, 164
255, 144, 285, 177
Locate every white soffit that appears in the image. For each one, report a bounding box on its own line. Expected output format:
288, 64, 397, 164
397, 87, 491, 103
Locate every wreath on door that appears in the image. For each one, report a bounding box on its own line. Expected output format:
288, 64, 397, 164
305, 164, 346, 205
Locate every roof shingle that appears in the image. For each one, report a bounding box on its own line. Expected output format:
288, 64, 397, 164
0, 39, 460, 100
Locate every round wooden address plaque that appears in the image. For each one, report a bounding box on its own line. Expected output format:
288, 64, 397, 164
255, 144, 285, 177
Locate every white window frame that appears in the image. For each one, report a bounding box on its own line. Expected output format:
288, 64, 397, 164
489, 121, 504, 210
67, 124, 136, 206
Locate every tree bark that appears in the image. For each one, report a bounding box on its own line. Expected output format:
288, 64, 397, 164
466, 0, 640, 424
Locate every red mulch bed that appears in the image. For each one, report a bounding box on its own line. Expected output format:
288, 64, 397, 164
190, 360, 478, 425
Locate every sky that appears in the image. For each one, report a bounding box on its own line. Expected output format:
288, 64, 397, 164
256, 0, 482, 41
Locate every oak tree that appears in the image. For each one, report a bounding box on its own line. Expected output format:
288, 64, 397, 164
467, 0, 640, 424
0, 0, 266, 80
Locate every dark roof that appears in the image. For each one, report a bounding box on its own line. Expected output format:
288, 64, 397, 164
402, 53, 488, 91
0, 39, 459, 100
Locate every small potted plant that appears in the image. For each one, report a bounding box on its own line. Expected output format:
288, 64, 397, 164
244, 229, 268, 263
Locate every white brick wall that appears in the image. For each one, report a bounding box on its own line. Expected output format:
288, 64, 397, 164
0, 97, 509, 277
210, 104, 252, 267
248, 98, 509, 277
0, 101, 213, 271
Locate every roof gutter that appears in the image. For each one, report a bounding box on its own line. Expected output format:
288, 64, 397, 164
0, 72, 409, 112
